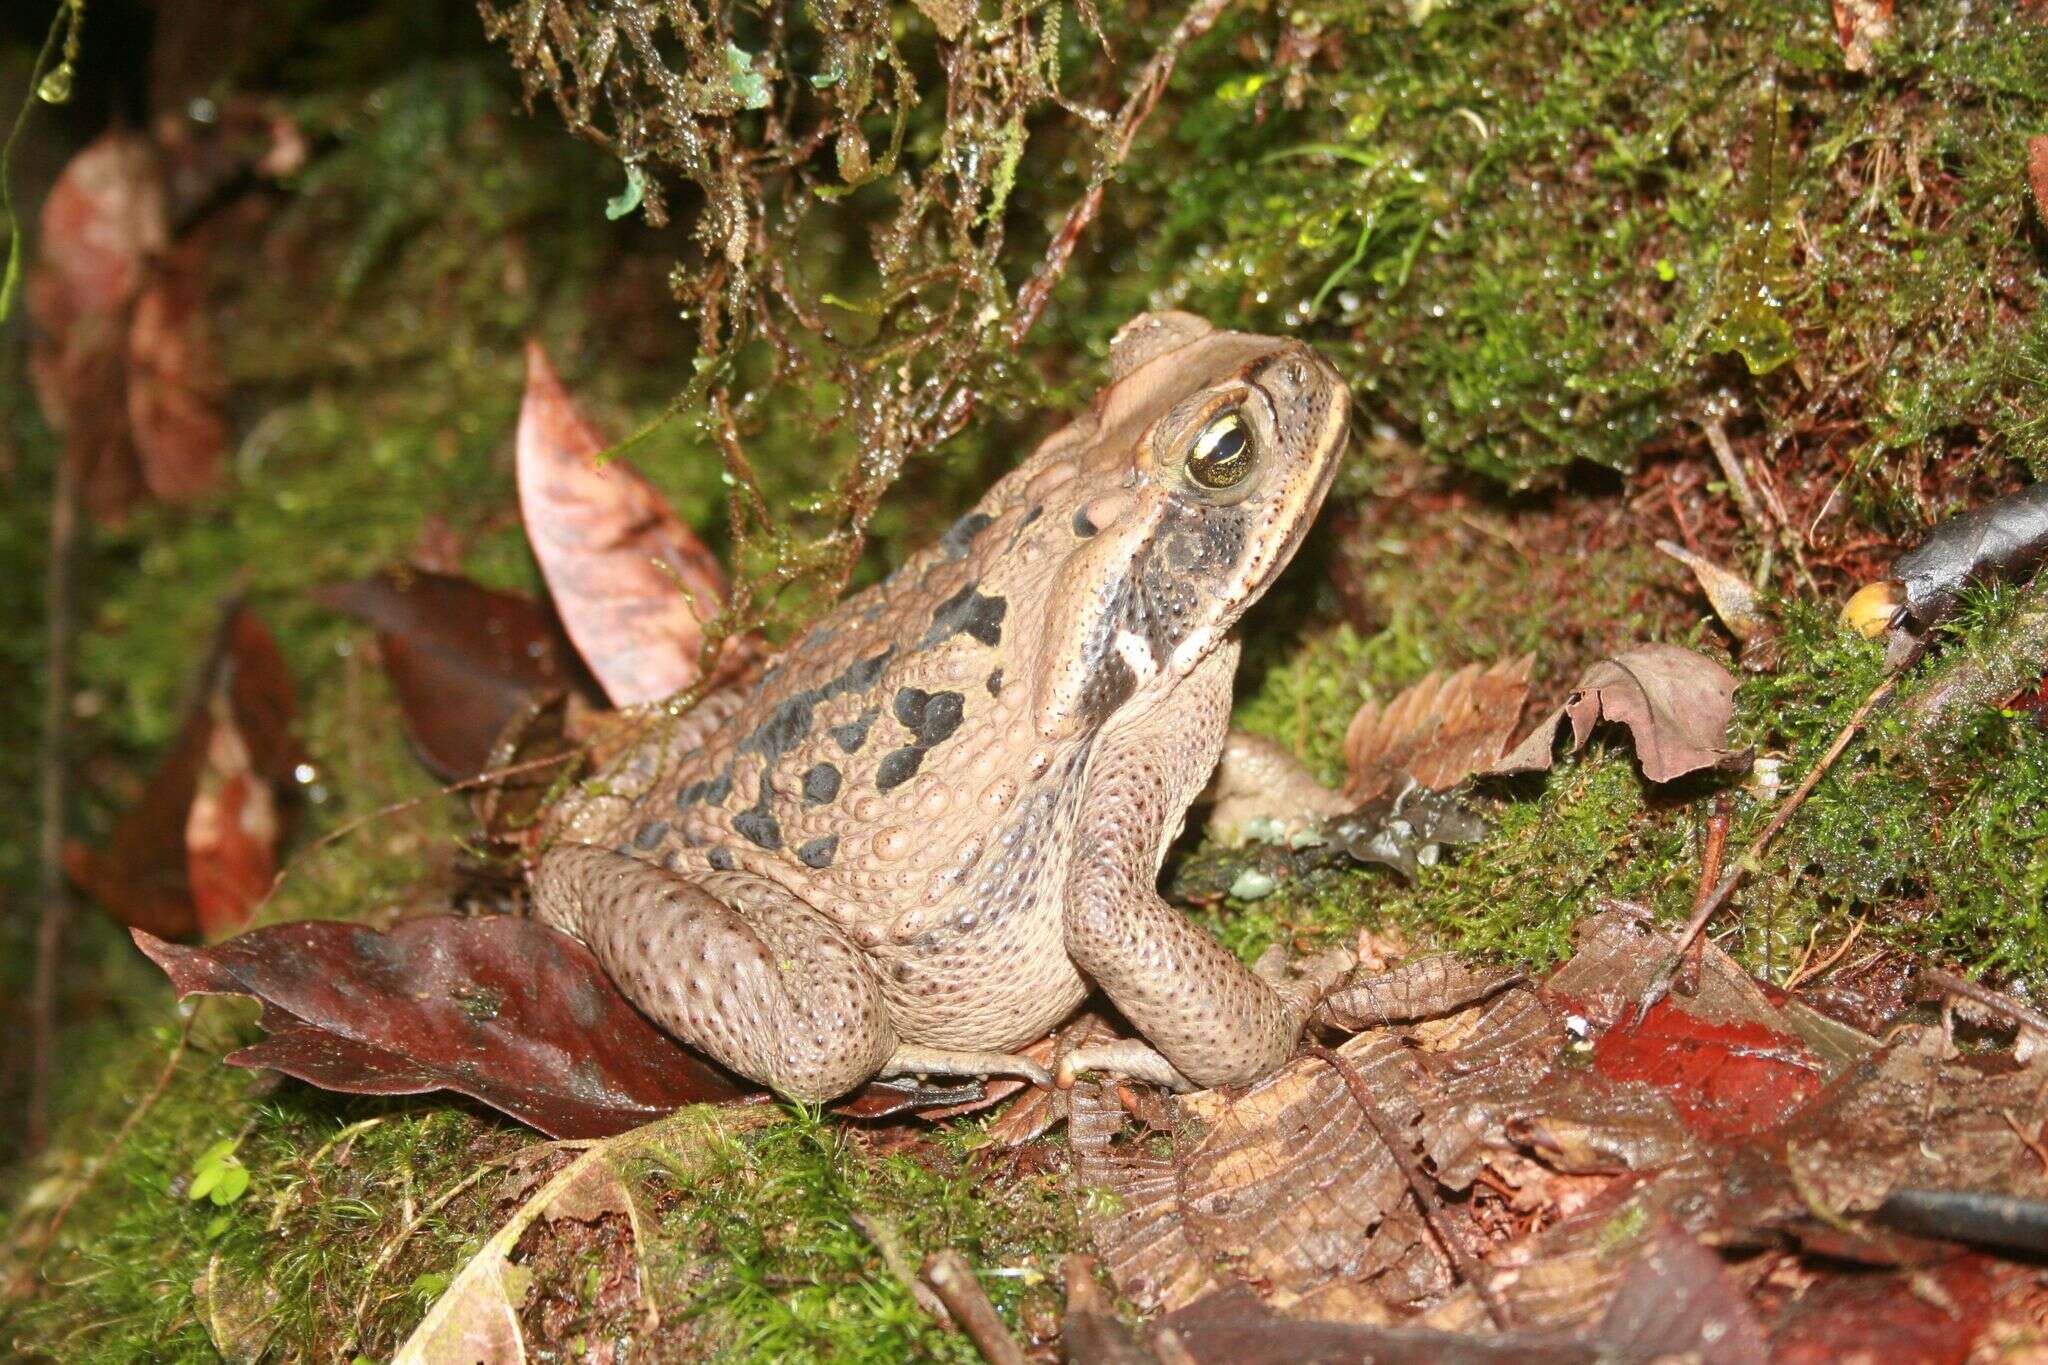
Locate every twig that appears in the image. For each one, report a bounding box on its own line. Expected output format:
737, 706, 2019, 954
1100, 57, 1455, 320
32, 1012, 193, 1253
27, 375, 80, 1156
921, 1249, 1027, 1365
243, 747, 583, 925
2002, 1110, 2048, 1179
1700, 418, 1768, 543
1674, 796, 1732, 997
1921, 966, 2048, 1039
1306, 1044, 1511, 1330
1007, 0, 1234, 345
1784, 916, 1866, 991
851, 1210, 950, 1321
1640, 671, 1899, 1016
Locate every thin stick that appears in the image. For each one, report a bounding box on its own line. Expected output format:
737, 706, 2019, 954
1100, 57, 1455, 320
1007, 0, 1233, 345
1643, 671, 1898, 1013
34, 1012, 192, 1250
27, 382, 80, 1155
1701, 418, 1769, 542
921, 1249, 1027, 1365
1306, 1044, 1511, 1330
1675, 797, 1732, 996
241, 746, 583, 924
1922, 966, 2048, 1038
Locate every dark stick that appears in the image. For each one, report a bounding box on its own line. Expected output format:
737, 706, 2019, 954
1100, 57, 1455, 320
1306, 1044, 1512, 1330
922, 1249, 1028, 1365
27, 425, 79, 1154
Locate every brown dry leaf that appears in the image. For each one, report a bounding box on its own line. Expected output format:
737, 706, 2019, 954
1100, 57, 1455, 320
517, 342, 731, 707
1070, 1081, 1223, 1313
127, 235, 228, 503
1343, 655, 1533, 803
1655, 539, 1767, 646
1830, 0, 1894, 71
1317, 955, 1525, 1032
1489, 643, 1741, 784
184, 689, 281, 939
311, 568, 596, 780
27, 130, 169, 523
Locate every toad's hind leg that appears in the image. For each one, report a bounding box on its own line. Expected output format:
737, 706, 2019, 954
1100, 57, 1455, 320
534, 844, 896, 1103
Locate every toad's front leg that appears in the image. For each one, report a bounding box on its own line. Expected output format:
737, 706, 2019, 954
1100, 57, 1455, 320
1058, 719, 1352, 1090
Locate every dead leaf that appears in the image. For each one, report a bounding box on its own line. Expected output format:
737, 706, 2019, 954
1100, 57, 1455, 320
184, 690, 281, 939
1830, 0, 1894, 72
1343, 655, 1533, 803
66, 607, 301, 938
1655, 539, 1768, 647
27, 129, 170, 523
394, 1107, 768, 1365
1318, 955, 1525, 1032
1489, 643, 1742, 784
127, 236, 228, 502
311, 568, 597, 780
517, 342, 731, 707
134, 914, 751, 1137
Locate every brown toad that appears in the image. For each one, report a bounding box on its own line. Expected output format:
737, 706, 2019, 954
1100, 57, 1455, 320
535, 312, 1355, 1101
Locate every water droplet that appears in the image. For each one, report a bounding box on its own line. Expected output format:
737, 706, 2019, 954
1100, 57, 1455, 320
36, 62, 73, 105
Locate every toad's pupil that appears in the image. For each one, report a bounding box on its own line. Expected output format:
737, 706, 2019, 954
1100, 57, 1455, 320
1189, 413, 1251, 487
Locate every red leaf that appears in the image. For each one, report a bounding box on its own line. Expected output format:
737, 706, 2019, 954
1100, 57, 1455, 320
67, 608, 301, 938
134, 915, 749, 1138
185, 694, 281, 938
2031, 137, 2048, 225
517, 342, 729, 706
1591, 996, 1824, 1143
311, 569, 596, 780
127, 236, 228, 503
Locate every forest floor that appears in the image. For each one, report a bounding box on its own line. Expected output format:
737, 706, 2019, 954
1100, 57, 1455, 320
4, 0, 2048, 1358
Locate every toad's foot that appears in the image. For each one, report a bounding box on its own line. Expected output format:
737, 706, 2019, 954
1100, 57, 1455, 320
1056, 1040, 1194, 1092
879, 1046, 1053, 1089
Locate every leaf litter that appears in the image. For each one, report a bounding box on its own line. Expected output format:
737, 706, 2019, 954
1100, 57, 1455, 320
1066, 904, 2048, 1358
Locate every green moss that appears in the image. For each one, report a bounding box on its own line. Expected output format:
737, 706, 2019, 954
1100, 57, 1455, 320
664, 1112, 1075, 1361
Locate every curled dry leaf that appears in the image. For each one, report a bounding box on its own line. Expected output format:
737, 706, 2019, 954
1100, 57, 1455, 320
134, 914, 750, 1138
311, 569, 597, 780
517, 342, 732, 707
1655, 540, 1767, 647
1489, 643, 1741, 784
184, 690, 282, 939
66, 607, 301, 939
394, 1107, 770, 1365
1342, 655, 1533, 804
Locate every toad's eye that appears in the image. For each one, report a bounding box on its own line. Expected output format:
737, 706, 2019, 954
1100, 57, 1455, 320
1187, 410, 1253, 490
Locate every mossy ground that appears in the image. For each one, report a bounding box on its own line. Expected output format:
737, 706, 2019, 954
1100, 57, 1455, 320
6, 0, 2048, 1356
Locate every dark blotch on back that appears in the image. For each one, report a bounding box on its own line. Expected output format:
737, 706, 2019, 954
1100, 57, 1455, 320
734, 808, 783, 851
921, 582, 1007, 649
831, 706, 878, 753
986, 668, 1003, 696
797, 835, 840, 869
802, 762, 842, 805
876, 747, 924, 791
707, 847, 736, 871
1072, 506, 1098, 537
631, 821, 669, 851
938, 511, 994, 561
893, 687, 964, 747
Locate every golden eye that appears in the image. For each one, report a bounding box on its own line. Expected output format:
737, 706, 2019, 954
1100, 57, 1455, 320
1187, 410, 1253, 489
